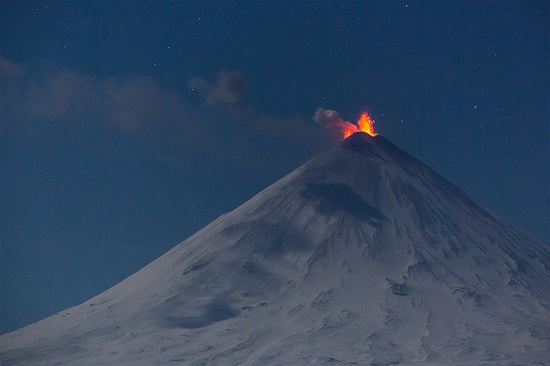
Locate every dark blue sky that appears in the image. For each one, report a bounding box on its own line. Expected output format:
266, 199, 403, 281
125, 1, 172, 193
1, 1, 548, 333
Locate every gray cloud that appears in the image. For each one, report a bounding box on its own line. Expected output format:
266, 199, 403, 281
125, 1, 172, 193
206, 71, 247, 106
103, 76, 190, 132
14, 70, 195, 134
189, 71, 250, 118
313, 108, 343, 127
190, 70, 319, 139
188, 76, 211, 95
2, 68, 227, 168
0, 56, 24, 78
313, 107, 358, 134
4, 64, 327, 170
24, 71, 102, 122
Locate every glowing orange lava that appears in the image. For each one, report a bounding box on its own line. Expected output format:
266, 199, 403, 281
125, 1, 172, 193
342, 126, 356, 139
342, 111, 377, 139
357, 112, 377, 137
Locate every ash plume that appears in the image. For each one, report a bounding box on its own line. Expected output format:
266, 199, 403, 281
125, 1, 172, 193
313, 108, 358, 134
189, 71, 250, 118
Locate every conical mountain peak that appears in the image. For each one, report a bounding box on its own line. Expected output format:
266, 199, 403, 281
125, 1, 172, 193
339, 131, 403, 157
1, 135, 548, 366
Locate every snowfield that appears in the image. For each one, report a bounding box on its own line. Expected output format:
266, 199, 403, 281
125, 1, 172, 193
1, 132, 549, 365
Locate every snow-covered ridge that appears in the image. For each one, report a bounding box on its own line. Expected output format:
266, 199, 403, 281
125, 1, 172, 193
1, 132, 548, 365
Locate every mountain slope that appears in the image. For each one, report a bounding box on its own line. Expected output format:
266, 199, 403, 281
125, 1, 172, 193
2, 132, 549, 365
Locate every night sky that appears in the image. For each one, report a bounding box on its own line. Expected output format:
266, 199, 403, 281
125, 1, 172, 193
1, 1, 548, 334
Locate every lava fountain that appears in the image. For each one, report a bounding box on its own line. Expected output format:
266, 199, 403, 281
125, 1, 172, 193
342, 111, 378, 139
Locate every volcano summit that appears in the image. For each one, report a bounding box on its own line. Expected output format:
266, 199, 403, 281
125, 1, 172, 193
1, 133, 549, 365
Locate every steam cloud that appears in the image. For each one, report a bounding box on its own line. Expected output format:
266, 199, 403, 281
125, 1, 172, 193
189, 71, 249, 118
313, 108, 357, 134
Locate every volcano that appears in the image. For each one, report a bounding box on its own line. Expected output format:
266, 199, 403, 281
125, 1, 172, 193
1, 133, 549, 365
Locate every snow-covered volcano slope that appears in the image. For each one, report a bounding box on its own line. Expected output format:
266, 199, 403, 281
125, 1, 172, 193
2, 132, 549, 365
